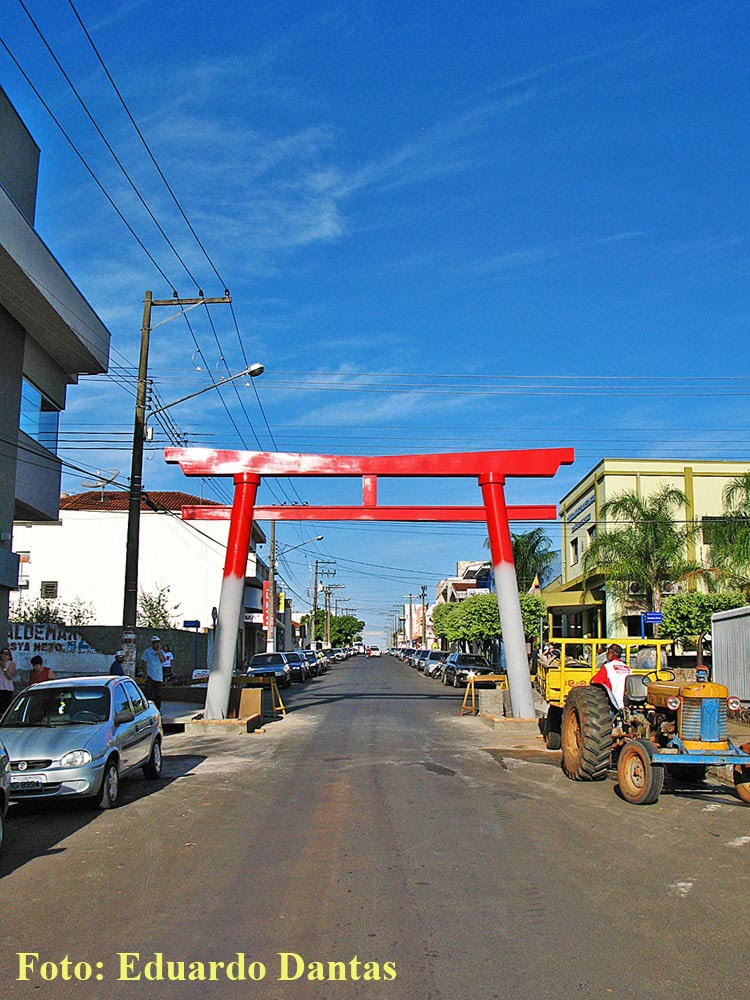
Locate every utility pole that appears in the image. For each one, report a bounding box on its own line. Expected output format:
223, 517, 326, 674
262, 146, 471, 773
122, 290, 231, 674
403, 594, 414, 645
420, 585, 427, 649
324, 583, 344, 646
310, 559, 319, 649
265, 521, 276, 653
310, 559, 335, 649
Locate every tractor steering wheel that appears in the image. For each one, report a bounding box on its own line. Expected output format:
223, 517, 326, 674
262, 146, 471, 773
640, 668, 675, 684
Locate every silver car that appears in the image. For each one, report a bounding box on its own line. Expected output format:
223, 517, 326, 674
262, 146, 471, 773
0, 740, 9, 850
0, 676, 162, 809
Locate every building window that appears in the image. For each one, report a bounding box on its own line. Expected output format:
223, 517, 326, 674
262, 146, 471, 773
40, 581, 58, 599
587, 525, 596, 547
20, 378, 60, 453
569, 537, 579, 566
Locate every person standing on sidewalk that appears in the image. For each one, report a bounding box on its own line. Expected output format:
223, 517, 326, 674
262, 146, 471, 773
0, 648, 17, 712
139, 635, 165, 709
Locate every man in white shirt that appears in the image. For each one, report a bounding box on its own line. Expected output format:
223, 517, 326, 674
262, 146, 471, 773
140, 635, 165, 709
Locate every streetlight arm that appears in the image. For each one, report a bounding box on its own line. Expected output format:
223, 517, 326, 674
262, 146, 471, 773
147, 366, 257, 423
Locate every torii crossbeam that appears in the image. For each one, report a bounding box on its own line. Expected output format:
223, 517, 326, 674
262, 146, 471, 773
165, 447, 574, 719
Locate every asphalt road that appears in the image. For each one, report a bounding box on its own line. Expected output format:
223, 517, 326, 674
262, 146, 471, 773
1, 654, 749, 999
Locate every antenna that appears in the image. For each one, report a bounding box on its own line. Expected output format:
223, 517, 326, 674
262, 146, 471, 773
80, 469, 120, 502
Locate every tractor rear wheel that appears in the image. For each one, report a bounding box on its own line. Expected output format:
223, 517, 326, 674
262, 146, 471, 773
733, 764, 750, 804
561, 686, 613, 781
617, 739, 664, 805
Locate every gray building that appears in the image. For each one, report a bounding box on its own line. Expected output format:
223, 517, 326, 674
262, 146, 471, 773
0, 86, 110, 639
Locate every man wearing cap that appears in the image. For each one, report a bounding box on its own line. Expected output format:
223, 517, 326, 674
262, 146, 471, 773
139, 635, 165, 709
590, 643, 631, 709
109, 650, 126, 676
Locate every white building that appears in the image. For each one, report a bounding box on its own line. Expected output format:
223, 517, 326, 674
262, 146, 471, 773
13, 490, 269, 658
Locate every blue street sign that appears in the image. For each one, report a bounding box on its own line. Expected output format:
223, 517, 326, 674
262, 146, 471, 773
183, 620, 200, 629
643, 612, 663, 624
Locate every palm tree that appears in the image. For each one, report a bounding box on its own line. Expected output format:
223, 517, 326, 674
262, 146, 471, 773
581, 485, 702, 613
709, 472, 750, 593
486, 528, 557, 592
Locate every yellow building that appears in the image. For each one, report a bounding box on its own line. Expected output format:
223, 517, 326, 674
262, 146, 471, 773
543, 459, 750, 639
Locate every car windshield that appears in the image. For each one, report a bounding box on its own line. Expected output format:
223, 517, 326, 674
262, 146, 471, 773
458, 655, 489, 666
249, 654, 285, 667
286, 653, 303, 663
428, 652, 446, 660
2, 686, 111, 727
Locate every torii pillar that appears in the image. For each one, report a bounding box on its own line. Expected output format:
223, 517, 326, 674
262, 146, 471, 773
166, 447, 574, 720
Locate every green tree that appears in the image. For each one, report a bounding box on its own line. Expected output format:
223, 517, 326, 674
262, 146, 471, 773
709, 472, 750, 594
137, 585, 180, 629
65, 597, 96, 627
433, 593, 548, 653
485, 528, 558, 591
582, 486, 702, 613
9, 598, 67, 624
330, 614, 365, 646
661, 589, 744, 663
431, 602, 461, 647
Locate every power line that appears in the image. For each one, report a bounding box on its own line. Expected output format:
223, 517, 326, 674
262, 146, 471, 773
16, 0, 201, 291
66, 0, 227, 290
0, 35, 176, 291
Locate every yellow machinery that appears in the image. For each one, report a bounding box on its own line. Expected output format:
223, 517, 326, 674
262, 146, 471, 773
536, 638, 671, 750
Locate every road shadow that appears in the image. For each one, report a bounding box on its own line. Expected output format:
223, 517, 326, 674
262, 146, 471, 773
0, 752, 204, 878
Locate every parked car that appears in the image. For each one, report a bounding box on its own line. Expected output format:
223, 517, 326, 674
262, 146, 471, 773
0, 739, 9, 850
414, 650, 430, 672
0, 676, 162, 809
283, 650, 309, 682
300, 650, 319, 677
246, 652, 292, 688
367, 645, 382, 657
442, 653, 495, 687
423, 650, 447, 678
191, 668, 209, 685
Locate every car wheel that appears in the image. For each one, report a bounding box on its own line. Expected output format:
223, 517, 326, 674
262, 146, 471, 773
452, 675, 458, 688
143, 737, 162, 780
97, 759, 120, 809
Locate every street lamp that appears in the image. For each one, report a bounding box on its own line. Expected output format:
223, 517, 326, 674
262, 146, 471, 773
266, 532, 324, 653
120, 288, 264, 673
144, 364, 264, 440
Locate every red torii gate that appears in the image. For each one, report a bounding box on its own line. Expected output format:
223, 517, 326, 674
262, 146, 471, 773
165, 447, 574, 719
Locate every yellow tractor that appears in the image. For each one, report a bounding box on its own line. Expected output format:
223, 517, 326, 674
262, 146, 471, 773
561, 665, 750, 805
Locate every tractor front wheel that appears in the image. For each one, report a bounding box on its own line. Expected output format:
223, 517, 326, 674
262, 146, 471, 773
561, 685, 613, 781
733, 764, 750, 804
617, 739, 664, 805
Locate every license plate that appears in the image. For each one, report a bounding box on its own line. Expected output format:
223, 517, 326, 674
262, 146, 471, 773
11, 775, 45, 789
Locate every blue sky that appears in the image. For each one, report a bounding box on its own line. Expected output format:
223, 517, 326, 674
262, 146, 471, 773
3, 1, 749, 638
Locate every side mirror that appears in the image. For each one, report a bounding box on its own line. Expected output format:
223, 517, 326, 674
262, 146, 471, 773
114, 708, 134, 725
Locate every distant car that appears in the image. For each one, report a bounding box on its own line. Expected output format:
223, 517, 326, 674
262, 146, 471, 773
0, 677, 162, 809
423, 650, 447, 678
300, 650, 320, 677
0, 739, 9, 850
442, 653, 494, 687
191, 668, 210, 685
367, 646, 382, 657
414, 650, 430, 672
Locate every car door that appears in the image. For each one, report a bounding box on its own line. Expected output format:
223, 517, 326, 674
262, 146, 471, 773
111, 680, 140, 771
123, 680, 156, 768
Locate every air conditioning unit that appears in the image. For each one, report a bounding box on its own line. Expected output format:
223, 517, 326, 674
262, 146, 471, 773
662, 582, 680, 595
628, 583, 645, 597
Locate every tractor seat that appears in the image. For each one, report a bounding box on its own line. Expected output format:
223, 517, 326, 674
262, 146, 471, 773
624, 674, 650, 704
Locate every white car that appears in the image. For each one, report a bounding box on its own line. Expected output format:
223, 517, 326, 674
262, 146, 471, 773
367, 646, 382, 657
